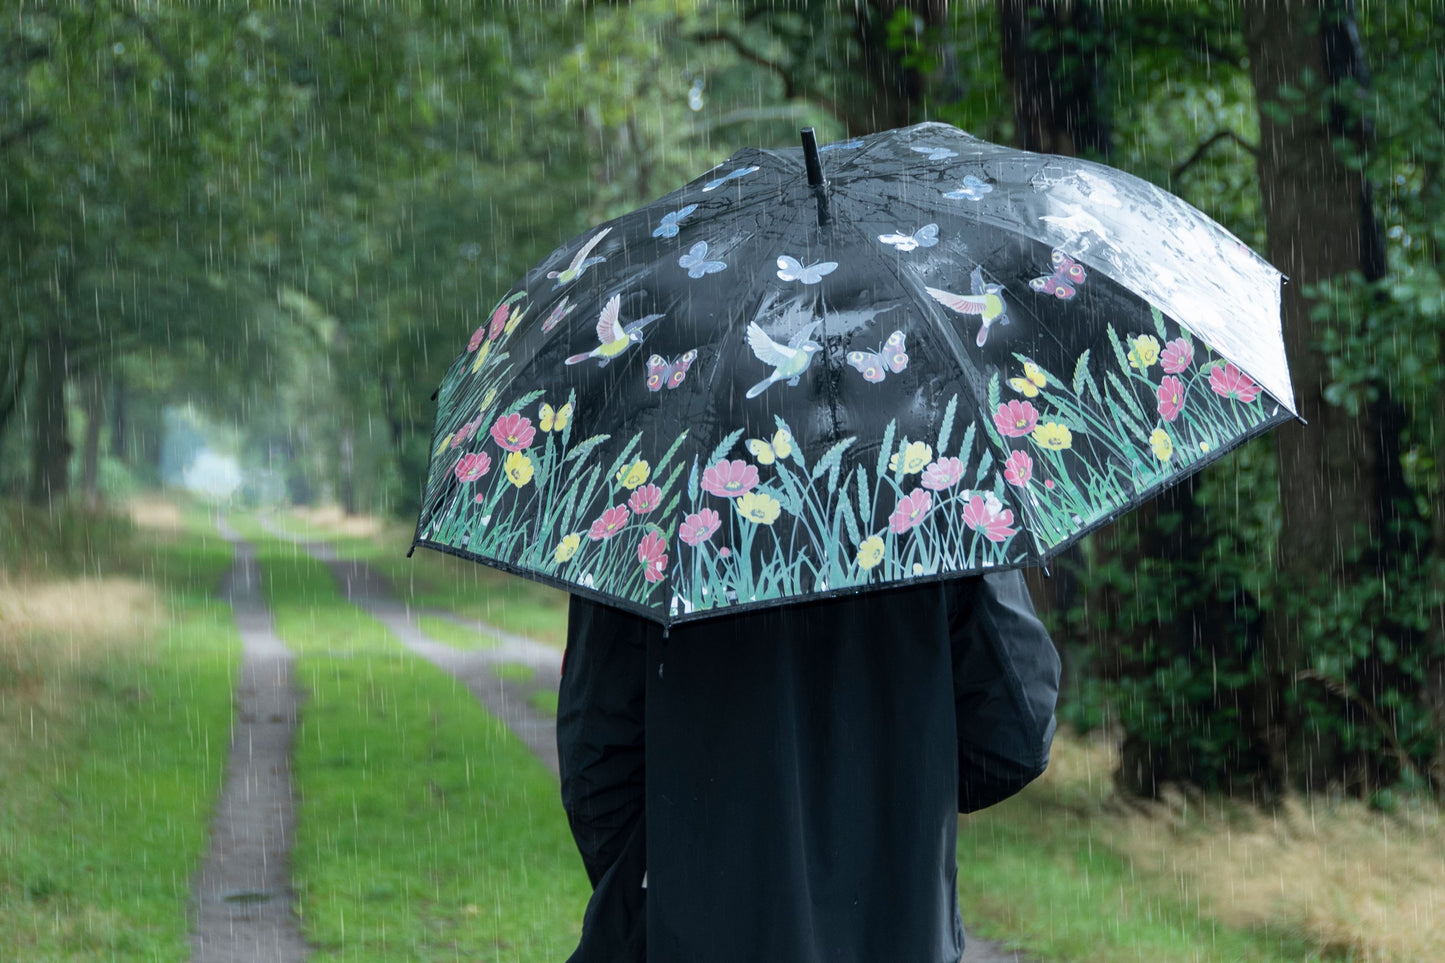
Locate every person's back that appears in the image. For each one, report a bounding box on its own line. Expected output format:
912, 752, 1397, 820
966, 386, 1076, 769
558, 573, 1058, 963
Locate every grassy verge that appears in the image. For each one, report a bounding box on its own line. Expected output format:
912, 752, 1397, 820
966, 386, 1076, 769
249, 530, 589, 961
416, 614, 501, 651
0, 497, 238, 960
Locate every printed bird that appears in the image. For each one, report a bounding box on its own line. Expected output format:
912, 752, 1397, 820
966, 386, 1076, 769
565, 294, 663, 367
925, 266, 1010, 347
547, 227, 612, 287
744, 317, 822, 399
1039, 203, 1109, 241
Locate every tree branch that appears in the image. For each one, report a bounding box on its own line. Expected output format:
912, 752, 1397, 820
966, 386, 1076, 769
1, 116, 51, 152
1171, 129, 1259, 180
687, 29, 846, 127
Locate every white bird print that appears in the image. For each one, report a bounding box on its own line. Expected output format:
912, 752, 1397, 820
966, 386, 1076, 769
547, 227, 613, 287
744, 319, 822, 399
1039, 203, 1109, 241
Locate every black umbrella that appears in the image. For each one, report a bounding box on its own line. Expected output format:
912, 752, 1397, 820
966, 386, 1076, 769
412, 122, 1297, 626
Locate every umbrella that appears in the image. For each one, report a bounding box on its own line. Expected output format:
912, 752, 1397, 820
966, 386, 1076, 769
411, 122, 1297, 626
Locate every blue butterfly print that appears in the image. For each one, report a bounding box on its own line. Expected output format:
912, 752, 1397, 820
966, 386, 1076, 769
820, 138, 865, 152
944, 175, 993, 201
878, 223, 939, 252
912, 145, 959, 161
776, 255, 838, 285
702, 165, 759, 192
679, 241, 728, 278
652, 203, 699, 239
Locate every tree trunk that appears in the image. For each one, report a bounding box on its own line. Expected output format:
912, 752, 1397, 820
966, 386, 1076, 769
998, 0, 1111, 158
27, 328, 72, 508
79, 369, 104, 510
1244, 1, 1395, 793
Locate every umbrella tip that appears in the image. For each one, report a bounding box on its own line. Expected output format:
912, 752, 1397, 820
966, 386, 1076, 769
799, 128, 831, 227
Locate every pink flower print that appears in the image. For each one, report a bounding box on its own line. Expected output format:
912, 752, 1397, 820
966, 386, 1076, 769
700, 459, 759, 499
628, 484, 662, 515
1157, 376, 1186, 422
468, 325, 486, 352
588, 504, 631, 541
1161, 338, 1194, 374
921, 457, 965, 491
454, 452, 492, 482
449, 418, 480, 448
888, 488, 933, 535
717, 546, 732, 559
994, 400, 1040, 438
963, 493, 1017, 543
679, 508, 722, 546
488, 300, 511, 340
1209, 363, 1261, 403
1004, 450, 1033, 486
490, 412, 536, 452
637, 530, 669, 583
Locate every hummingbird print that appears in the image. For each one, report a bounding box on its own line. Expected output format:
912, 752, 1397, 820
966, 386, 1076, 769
564, 293, 663, 367
547, 227, 612, 288
925, 265, 1010, 347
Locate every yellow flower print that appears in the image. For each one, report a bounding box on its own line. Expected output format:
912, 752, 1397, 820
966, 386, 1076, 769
616, 459, 651, 489
735, 491, 782, 525
540, 401, 573, 432
889, 440, 934, 475
554, 533, 581, 563
479, 388, 497, 414
856, 535, 885, 570
1032, 422, 1073, 451
470, 340, 492, 373
1129, 335, 1161, 371
1150, 428, 1174, 461
1007, 360, 1048, 398
435, 433, 454, 455
504, 450, 534, 487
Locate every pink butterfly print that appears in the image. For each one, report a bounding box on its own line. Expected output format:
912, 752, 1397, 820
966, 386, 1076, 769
645, 349, 698, 391
1029, 249, 1088, 299
846, 330, 908, 383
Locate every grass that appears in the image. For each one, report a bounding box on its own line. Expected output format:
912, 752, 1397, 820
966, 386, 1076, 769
527, 690, 559, 717
416, 613, 501, 650
0, 497, 238, 961
248, 530, 589, 961
492, 662, 536, 684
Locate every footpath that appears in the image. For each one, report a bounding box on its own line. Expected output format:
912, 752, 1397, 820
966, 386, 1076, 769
191, 516, 1029, 963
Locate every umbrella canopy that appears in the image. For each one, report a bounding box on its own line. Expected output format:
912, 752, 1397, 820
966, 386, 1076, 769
412, 121, 1296, 626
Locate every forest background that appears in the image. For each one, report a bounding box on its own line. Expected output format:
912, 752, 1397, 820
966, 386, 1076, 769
2, 0, 1443, 804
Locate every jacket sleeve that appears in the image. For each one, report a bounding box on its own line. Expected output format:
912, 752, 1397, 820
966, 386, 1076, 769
557, 596, 649, 887
948, 571, 1061, 814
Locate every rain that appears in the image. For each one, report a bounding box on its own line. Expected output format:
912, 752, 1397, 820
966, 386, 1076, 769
1, 3, 1442, 962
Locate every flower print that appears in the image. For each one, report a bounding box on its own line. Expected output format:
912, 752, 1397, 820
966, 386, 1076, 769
1157, 376, 1185, 422
450, 418, 479, 448
628, 483, 662, 514
503, 451, 534, 487
888, 488, 933, 534
1208, 363, 1261, 402
554, 533, 581, 563
717, 546, 732, 559
963, 493, 1017, 543
679, 508, 722, 546
588, 504, 631, 541
488, 299, 511, 340
616, 460, 651, 489
454, 452, 492, 482
637, 531, 669, 583
1161, 338, 1194, 374
1004, 450, 1033, 486
470, 339, 492, 373
1032, 422, 1073, 451
1128, 335, 1161, 371
436, 433, 454, 455
490, 412, 536, 452
468, 325, 486, 352
479, 387, 497, 412
1150, 428, 1174, 461
735, 491, 782, 525
921, 457, 965, 491
994, 400, 1040, 438
701, 459, 759, 499
856, 535, 885, 570
889, 440, 934, 475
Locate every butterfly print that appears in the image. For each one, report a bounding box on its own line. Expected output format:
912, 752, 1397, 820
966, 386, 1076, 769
878, 224, 939, 252
679, 241, 728, 278
745, 428, 794, 465
944, 174, 993, 201
1029, 250, 1088, 300
701, 165, 759, 192
776, 255, 838, 285
912, 145, 958, 161
645, 349, 698, 391
846, 330, 909, 383
653, 204, 699, 239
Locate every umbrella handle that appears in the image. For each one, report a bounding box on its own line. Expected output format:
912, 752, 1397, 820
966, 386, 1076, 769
800, 127, 831, 227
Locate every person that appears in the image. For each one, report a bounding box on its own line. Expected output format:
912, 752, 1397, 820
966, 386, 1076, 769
556, 570, 1060, 963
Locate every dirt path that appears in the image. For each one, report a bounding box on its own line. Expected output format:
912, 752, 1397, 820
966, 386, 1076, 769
190, 524, 308, 963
